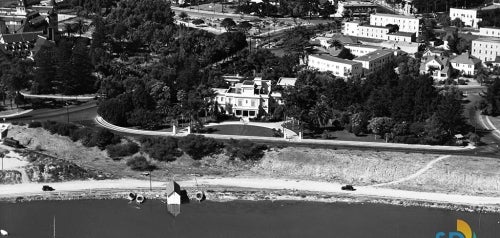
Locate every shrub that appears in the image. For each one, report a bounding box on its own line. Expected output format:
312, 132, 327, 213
139, 136, 182, 162
126, 156, 156, 171
70, 127, 94, 142
41, 121, 79, 137
192, 19, 204, 25
225, 139, 267, 161
92, 128, 121, 149
73, 127, 121, 149
28, 121, 42, 128
178, 134, 222, 160
106, 142, 140, 158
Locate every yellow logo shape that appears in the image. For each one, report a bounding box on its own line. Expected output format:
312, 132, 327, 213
457, 219, 476, 238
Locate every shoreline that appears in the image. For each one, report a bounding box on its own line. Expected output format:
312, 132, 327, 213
1, 181, 499, 214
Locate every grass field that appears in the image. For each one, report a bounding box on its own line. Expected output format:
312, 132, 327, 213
0, 0, 17, 8
205, 124, 276, 137
252, 147, 437, 185
390, 155, 500, 196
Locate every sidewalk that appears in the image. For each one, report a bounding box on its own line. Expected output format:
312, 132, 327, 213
96, 116, 472, 152
0, 109, 33, 119
20, 92, 96, 100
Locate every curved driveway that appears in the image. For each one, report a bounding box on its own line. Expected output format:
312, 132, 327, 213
95, 116, 473, 152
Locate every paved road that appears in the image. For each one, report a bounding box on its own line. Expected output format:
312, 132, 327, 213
6, 101, 98, 123
95, 116, 480, 155
464, 93, 500, 154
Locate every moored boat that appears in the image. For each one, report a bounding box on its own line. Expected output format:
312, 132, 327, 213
0, 229, 8, 236
127, 193, 136, 201
195, 191, 206, 202
136, 194, 145, 204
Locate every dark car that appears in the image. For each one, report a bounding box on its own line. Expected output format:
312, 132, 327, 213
341, 185, 356, 191
42, 185, 55, 191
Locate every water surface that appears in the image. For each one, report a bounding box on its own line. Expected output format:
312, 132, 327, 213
0, 199, 499, 238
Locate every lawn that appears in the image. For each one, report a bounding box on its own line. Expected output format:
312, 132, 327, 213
205, 124, 276, 137
0, 0, 17, 8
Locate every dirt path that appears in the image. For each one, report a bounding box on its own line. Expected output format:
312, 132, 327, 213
372, 155, 451, 187
1, 176, 500, 207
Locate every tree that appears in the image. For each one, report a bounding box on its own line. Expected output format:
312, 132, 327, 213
451, 17, 465, 28
368, 117, 395, 139
386, 24, 399, 33
337, 48, 355, 60
237, 21, 252, 35
69, 42, 96, 95
32, 45, 56, 94
179, 11, 189, 21
221, 18, 236, 32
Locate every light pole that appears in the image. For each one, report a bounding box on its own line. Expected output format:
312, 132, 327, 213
142, 171, 152, 191
65, 100, 69, 123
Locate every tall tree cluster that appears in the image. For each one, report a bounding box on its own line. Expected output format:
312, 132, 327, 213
32, 39, 96, 95
282, 63, 468, 145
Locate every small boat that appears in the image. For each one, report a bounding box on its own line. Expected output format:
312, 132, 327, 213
136, 194, 145, 204
127, 193, 136, 201
0, 229, 8, 236
195, 191, 206, 202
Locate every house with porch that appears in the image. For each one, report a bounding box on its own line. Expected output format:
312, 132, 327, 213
419, 55, 451, 80
450, 51, 481, 76
213, 76, 277, 118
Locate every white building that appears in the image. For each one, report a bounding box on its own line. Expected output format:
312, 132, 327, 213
449, 8, 481, 29
344, 43, 382, 57
369, 13, 421, 36
479, 27, 500, 37
387, 31, 415, 42
343, 21, 361, 36
471, 37, 500, 61
450, 52, 481, 76
353, 49, 395, 75
334, 0, 378, 18
307, 54, 363, 78
358, 25, 390, 40
213, 76, 275, 118
419, 56, 451, 80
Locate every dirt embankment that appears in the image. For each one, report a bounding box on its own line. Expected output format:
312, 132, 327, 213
252, 147, 437, 185
6, 125, 500, 197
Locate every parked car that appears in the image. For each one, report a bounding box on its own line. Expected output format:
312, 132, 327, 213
42, 185, 55, 191
341, 185, 355, 191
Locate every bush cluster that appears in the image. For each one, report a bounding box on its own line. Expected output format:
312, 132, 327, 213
225, 139, 267, 161
178, 134, 223, 160
106, 142, 140, 158
33, 120, 121, 150
139, 136, 182, 162
126, 156, 156, 171
28, 121, 42, 128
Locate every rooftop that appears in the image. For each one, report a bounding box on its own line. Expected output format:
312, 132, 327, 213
474, 37, 500, 43
388, 31, 415, 37
359, 24, 389, 29
480, 4, 500, 10
277, 77, 297, 87
450, 52, 481, 65
0, 31, 42, 43
344, 43, 381, 49
354, 49, 394, 61
450, 7, 479, 11
371, 13, 420, 19
309, 54, 361, 65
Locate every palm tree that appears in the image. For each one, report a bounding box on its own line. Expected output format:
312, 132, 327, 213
64, 23, 73, 37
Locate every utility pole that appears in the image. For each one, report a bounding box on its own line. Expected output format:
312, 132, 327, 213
66, 100, 69, 123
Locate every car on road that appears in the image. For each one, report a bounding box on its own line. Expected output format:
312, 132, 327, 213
341, 185, 356, 191
42, 185, 55, 191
